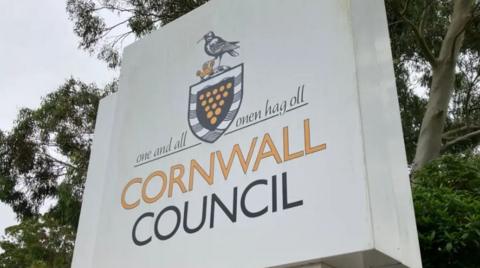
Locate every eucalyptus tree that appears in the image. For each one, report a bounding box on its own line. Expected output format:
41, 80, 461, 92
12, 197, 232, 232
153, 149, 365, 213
0, 79, 116, 226
387, 0, 480, 172
66, 0, 208, 68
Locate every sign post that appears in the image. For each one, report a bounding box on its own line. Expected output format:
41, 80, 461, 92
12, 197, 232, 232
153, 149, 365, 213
72, 0, 422, 267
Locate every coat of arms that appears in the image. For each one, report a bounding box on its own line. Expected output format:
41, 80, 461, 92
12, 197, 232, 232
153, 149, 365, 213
188, 31, 244, 143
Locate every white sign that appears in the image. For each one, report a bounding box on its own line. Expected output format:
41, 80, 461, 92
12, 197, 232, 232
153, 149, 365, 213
72, 0, 422, 267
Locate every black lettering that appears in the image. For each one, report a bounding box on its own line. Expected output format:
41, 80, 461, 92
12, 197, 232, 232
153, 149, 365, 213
272, 175, 278, 212
132, 212, 154, 246
210, 187, 238, 228
183, 196, 207, 234
154, 206, 181, 240
282, 172, 303, 209
241, 179, 269, 218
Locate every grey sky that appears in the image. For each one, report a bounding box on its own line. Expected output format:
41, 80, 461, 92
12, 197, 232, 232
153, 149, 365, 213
0, 1, 118, 240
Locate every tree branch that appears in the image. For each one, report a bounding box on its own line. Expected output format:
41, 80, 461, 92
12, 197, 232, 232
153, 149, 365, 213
407, 19, 437, 65
400, 0, 411, 15
40, 152, 78, 171
470, 106, 480, 111
100, 4, 161, 19
442, 129, 480, 151
419, 1, 434, 35
99, 19, 130, 40
392, 0, 437, 65
105, 19, 130, 32
437, 0, 476, 65
442, 125, 480, 139
448, 18, 472, 63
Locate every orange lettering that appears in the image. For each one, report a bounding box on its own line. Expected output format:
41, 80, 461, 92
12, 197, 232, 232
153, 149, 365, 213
121, 177, 142, 210
142, 171, 167, 203
283, 126, 304, 161
189, 152, 215, 191
216, 137, 258, 179
304, 119, 326, 154
168, 164, 187, 198
253, 133, 283, 171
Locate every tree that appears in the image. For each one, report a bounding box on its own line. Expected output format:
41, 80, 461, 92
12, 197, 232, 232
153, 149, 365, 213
0, 78, 116, 227
0, 216, 76, 268
444, 51, 480, 153
66, 0, 208, 68
0, 78, 115, 266
393, 60, 428, 163
387, 0, 480, 172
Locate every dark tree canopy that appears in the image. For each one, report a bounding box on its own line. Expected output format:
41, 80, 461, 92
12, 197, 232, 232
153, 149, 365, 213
0, 79, 116, 227
414, 154, 480, 268
0, 216, 76, 268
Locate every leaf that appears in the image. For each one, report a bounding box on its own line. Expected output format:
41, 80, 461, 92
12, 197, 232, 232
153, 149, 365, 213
446, 242, 453, 252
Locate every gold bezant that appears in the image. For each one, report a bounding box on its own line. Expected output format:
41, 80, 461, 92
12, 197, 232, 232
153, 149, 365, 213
207, 111, 214, 119
210, 117, 217, 125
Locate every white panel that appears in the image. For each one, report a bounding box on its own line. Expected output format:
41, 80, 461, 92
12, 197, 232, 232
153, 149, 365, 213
349, 0, 422, 267
71, 94, 118, 268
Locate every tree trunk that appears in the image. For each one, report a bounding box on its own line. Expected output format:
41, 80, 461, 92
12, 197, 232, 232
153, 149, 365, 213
411, 0, 474, 173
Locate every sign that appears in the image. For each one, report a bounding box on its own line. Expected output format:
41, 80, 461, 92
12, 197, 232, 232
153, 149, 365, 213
72, 0, 422, 267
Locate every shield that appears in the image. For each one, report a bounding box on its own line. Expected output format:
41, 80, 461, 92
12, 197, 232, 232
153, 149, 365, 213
188, 64, 243, 143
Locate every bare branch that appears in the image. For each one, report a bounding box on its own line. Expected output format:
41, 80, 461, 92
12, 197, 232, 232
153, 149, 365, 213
110, 30, 134, 49
40, 152, 79, 171
388, 20, 403, 26
404, 17, 437, 65
105, 18, 130, 32
442, 129, 480, 151
99, 4, 161, 19
442, 125, 480, 139
400, 0, 411, 15
443, 126, 471, 138
470, 106, 480, 111
419, 1, 434, 34
392, 0, 437, 65
99, 19, 130, 40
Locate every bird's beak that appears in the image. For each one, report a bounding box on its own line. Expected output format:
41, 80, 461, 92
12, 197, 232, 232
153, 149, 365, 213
197, 37, 203, 44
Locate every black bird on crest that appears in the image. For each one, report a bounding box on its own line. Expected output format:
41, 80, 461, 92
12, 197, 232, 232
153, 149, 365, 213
198, 31, 240, 69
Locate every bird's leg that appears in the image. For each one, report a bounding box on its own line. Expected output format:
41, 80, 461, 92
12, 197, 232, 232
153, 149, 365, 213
218, 55, 223, 69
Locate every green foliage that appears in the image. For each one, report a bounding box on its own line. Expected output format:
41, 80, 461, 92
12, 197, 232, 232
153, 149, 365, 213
393, 60, 427, 163
413, 154, 480, 268
0, 78, 115, 227
386, 0, 480, 161
66, 0, 209, 68
0, 216, 75, 268
444, 51, 480, 154
0, 78, 115, 266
